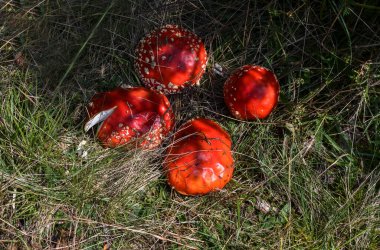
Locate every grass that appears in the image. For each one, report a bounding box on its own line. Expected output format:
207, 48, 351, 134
1, 0, 379, 249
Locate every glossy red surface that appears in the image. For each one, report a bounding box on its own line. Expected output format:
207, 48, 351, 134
224, 65, 280, 120
86, 87, 174, 149
164, 118, 234, 195
135, 24, 207, 94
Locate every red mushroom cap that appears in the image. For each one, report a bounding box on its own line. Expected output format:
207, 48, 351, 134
224, 65, 280, 120
164, 118, 234, 196
85, 87, 174, 149
135, 24, 208, 94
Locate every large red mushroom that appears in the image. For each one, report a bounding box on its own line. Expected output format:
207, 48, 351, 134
164, 118, 234, 196
85, 87, 174, 149
224, 65, 280, 120
135, 24, 208, 94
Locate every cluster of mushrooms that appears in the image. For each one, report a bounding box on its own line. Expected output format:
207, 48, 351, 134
85, 25, 280, 196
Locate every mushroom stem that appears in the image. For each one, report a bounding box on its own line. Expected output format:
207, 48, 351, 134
84, 106, 117, 132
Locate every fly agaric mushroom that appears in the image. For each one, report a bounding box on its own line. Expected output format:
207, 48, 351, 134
164, 118, 234, 195
85, 87, 174, 149
224, 65, 280, 120
135, 24, 207, 94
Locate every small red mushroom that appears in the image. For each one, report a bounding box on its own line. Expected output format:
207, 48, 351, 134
85, 87, 174, 149
224, 65, 280, 120
135, 24, 208, 94
164, 118, 234, 196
